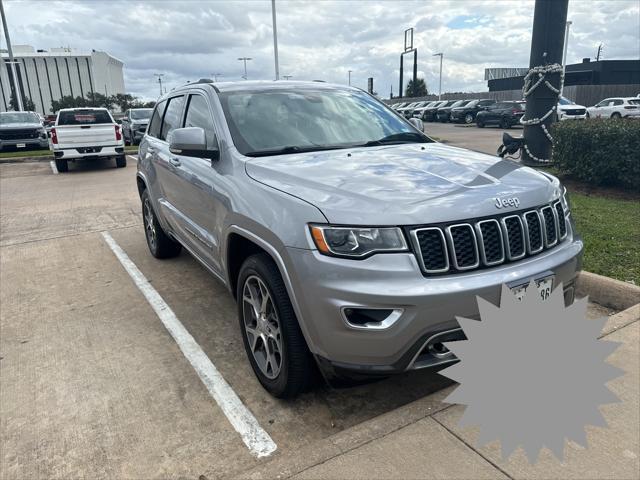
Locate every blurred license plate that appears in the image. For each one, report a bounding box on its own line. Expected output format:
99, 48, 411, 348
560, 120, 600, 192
511, 276, 553, 301
16, 143, 26, 148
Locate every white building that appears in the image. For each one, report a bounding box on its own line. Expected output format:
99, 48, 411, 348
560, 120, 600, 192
1, 45, 125, 114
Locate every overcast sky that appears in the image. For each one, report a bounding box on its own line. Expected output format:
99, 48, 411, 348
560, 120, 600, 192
3, 0, 639, 100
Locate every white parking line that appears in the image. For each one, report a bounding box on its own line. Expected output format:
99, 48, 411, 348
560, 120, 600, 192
100, 231, 277, 458
49, 160, 58, 175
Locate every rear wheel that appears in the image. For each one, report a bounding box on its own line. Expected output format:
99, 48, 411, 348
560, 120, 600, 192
611, 112, 621, 119
141, 190, 182, 259
55, 158, 68, 172
476, 119, 485, 128
500, 117, 511, 129
115, 155, 127, 168
464, 113, 474, 124
237, 253, 313, 398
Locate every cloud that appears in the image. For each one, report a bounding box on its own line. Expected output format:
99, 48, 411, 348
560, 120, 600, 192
3, 0, 639, 100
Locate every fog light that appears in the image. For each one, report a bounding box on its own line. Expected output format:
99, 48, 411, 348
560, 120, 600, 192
342, 307, 403, 330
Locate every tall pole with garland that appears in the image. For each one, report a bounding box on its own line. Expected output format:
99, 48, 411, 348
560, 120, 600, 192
521, 0, 569, 166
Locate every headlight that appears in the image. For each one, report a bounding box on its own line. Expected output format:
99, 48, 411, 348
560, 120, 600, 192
560, 185, 571, 212
310, 225, 408, 258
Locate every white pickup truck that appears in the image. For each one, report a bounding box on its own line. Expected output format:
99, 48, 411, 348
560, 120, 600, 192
50, 108, 126, 172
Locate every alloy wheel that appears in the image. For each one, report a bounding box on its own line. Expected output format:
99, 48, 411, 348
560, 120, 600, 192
242, 275, 283, 379
464, 113, 474, 124
143, 198, 157, 250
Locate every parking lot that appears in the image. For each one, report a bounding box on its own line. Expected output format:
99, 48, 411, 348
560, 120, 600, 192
2, 131, 637, 479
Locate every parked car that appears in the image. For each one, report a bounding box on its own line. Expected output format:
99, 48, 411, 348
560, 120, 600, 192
586, 97, 640, 119
556, 96, 587, 120
412, 101, 438, 118
391, 102, 406, 111
403, 101, 429, 118
397, 101, 420, 116
450, 99, 496, 124
421, 100, 448, 121
121, 108, 153, 145
0, 111, 48, 151
137, 80, 582, 398
476, 101, 526, 128
436, 100, 471, 123
50, 107, 126, 172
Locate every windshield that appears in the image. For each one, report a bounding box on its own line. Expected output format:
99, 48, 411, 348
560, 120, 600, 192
219, 88, 430, 156
465, 100, 479, 107
0, 112, 39, 124
131, 109, 152, 120
558, 97, 574, 105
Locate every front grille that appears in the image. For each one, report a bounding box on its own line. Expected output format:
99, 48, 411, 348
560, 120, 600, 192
410, 201, 569, 275
564, 108, 586, 115
0, 129, 39, 140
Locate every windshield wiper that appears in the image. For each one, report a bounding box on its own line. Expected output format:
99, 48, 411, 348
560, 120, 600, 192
245, 145, 348, 157
361, 131, 428, 147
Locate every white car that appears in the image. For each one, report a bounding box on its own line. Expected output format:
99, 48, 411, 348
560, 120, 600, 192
586, 97, 640, 119
556, 96, 587, 120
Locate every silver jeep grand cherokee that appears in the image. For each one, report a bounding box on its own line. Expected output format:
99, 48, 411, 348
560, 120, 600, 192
137, 80, 583, 398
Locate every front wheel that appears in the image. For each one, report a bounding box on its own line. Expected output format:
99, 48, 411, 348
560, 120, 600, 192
611, 112, 621, 119
500, 117, 511, 129
464, 113, 474, 124
476, 119, 485, 128
237, 253, 313, 398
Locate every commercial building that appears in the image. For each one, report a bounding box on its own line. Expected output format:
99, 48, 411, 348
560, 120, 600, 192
1, 45, 125, 114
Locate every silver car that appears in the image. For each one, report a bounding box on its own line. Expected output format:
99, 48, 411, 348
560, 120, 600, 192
136, 80, 583, 398
0, 111, 48, 151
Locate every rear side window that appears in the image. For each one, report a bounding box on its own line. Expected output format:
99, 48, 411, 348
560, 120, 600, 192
58, 109, 112, 125
183, 94, 216, 148
160, 96, 186, 141
147, 101, 167, 138
612, 99, 623, 106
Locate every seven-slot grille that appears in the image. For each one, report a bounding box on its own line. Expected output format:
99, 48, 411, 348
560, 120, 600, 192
0, 128, 39, 140
411, 201, 568, 274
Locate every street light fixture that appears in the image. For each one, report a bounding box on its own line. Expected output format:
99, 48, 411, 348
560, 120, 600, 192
153, 73, 164, 97
211, 73, 223, 82
348, 70, 353, 86
283, 75, 293, 80
433, 53, 443, 100
0, 0, 24, 111
238, 57, 253, 80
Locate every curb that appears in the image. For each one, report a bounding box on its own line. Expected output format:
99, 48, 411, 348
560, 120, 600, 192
0, 155, 52, 163
576, 271, 640, 311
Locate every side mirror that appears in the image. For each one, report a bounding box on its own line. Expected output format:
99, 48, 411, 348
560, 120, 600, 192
169, 127, 219, 160
409, 117, 424, 132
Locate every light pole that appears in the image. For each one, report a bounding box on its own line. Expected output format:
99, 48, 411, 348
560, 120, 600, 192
238, 57, 252, 80
271, 0, 280, 80
561, 20, 572, 96
153, 73, 164, 97
348, 70, 353, 86
433, 53, 443, 100
0, 0, 23, 111
211, 73, 223, 82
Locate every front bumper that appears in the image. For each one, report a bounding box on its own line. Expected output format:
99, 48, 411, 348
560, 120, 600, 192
286, 233, 583, 380
559, 113, 587, 120
0, 138, 48, 149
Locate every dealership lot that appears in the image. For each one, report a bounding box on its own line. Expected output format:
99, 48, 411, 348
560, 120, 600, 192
0, 155, 636, 479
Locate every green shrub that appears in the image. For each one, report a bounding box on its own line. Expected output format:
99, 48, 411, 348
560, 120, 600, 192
552, 119, 640, 189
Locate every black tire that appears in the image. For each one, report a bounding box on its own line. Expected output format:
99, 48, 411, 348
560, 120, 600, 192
237, 253, 313, 398
464, 113, 474, 124
115, 155, 127, 168
476, 119, 485, 128
141, 190, 182, 259
500, 117, 511, 129
586, 112, 590, 119
611, 112, 621, 119
55, 158, 68, 172
124, 132, 131, 146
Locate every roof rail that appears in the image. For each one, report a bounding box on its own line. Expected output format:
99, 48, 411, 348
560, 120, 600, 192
196, 78, 214, 84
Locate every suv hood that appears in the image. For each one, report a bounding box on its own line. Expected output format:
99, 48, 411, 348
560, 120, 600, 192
245, 143, 560, 225
0, 122, 42, 129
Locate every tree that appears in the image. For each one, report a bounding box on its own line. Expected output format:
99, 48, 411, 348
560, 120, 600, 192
51, 95, 89, 112
405, 78, 428, 97
111, 93, 136, 112
9, 91, 36, 112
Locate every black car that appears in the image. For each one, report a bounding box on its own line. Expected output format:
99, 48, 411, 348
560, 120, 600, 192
421, 100, 449, 121
435, 100, 471, 122
475, 101, 525, 128
450, 99, 496, 124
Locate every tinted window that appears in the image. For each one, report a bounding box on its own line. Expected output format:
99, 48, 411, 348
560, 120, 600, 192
131, 109, 153, 120
628, 99, 640, 105
184, 95, 216, 148
160, 96, 186, 141
147, 101, 167, 138
479, 100, 495, 106
58, 109, 112, 125
612, 99, 623, 106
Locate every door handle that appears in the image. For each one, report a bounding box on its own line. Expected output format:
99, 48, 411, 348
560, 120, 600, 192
147, 146, 156, 154
169, 157, 182, 167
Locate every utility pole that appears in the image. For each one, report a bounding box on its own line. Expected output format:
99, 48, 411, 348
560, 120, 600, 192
561, 20, 572, 96
596, 43, 603, 61
238, 57, 252, 80
521, 0, 569, 165
153, 73, 164, 97
271, 0, 280, 80
433, 53, 443, 100
348, 70, 352, 86
1, 0, 23, 111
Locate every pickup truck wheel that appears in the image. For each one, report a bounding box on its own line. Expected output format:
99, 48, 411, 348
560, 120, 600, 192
55, 158, 68, 173
141, 191, 182, 258
237, 253, 313, 398
115, 155, 127, 168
